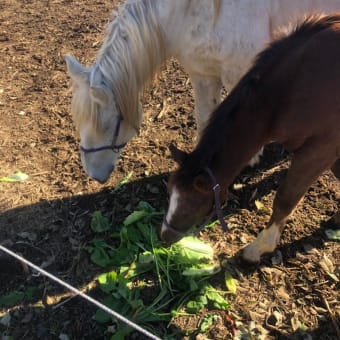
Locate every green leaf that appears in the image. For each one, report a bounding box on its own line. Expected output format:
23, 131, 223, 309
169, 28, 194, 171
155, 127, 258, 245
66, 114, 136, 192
138, 251, 155, 264
110, 326, 133, 340
137, 222, 156, 243
108, 247, 134, 266
111, 171, 133, 193
94, 297, 116, 324
97, 271, 118, 293
186, 293, 208, 313
137, 201, 155, 212
224, 271, 237, 294
325, 229, 340, 241
199, 313, 216, 332
90, 246, 114, 267
95, 292, 133, 324
90, 211, 111, 232
0, 291, 25, 307
254, 199, 271, 215
182, 264, 220, 277
86, 201, 229, 337
170, 236, 214, 265
205, 285, 230, 311
121, 171, 134, 184
121, 260, 155, 279
0, 170, 28, 182
186, 300, 205, 313
123, 210, 148, 226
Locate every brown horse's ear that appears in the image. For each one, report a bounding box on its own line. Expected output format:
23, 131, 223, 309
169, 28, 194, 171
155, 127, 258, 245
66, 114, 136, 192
193, 174, 211, 194
169, 144, 188, 165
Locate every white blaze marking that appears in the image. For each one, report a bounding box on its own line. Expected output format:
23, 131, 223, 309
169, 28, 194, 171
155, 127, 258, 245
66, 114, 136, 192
242, 223, 281, 262
161, 186, 179, 234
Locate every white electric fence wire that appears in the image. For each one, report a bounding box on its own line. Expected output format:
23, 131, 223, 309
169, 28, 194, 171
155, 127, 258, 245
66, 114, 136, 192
0, 245, 162, 340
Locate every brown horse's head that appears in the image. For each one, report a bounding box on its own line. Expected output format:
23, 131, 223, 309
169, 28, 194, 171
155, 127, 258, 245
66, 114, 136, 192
160, 145, 216, 243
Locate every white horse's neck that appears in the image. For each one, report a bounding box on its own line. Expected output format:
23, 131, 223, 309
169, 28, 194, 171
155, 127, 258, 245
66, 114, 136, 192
95, 0, 169, 128
92, 0, 220, 129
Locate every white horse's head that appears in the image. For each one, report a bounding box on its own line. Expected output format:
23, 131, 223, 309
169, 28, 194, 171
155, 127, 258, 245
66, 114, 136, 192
64, 55, 140, 183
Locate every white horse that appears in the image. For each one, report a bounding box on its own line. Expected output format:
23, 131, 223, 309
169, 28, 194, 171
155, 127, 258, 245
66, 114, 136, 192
65, 0, 340, 183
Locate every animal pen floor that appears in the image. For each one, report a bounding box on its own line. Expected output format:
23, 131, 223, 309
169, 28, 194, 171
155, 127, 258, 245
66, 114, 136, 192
0, 1, 339, 339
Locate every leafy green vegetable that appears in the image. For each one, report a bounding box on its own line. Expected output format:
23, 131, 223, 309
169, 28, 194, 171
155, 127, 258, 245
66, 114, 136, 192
0, 170, 28, 182
123, 210, 149, 226
86, 201, 230, 338
97, 271, 119, 293
225, 271, 237, 294
186, 294, 208, 313
91, 211, 111, 232
205, 285, 230, 310
182, 264, 220, 277
0, 291, 25, 307
123, 201, 163, 226
186, 285, 229, 313
199, 313, 216, 332
111, 171, 133, 193
255, 199, 271, 215
325, 229, 340, 241
0, 286, 40, 307
170, 236, 214, 264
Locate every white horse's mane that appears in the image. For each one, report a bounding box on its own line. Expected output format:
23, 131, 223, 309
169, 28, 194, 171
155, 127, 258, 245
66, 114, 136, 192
90, 0, 165, 129
71, 0, 223, 131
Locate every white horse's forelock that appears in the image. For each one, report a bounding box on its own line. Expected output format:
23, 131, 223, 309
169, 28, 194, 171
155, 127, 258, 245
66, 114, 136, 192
93, 0, 166, 130
70, 75, 105, 132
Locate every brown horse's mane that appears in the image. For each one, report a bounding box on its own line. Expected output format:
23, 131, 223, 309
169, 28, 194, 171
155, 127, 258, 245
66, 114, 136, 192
177, 13, 340, 179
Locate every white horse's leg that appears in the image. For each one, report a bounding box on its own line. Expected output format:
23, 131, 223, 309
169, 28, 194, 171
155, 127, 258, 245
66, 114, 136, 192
189, 74, 222, 138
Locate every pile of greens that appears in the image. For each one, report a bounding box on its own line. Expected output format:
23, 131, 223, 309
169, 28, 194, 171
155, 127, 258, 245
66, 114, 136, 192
86, 201, 230, 339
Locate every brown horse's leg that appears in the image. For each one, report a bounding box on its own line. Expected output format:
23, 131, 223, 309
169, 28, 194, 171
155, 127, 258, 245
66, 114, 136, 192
242, 143, 335, 263
331, 159, 340, 224
331, 159, 340, 179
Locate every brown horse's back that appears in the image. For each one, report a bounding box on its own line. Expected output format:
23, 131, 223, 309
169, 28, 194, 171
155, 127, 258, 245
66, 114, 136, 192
268, 24, 340, 154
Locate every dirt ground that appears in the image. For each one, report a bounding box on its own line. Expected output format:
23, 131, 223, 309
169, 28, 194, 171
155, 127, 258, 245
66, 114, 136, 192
0, 1, 339, 339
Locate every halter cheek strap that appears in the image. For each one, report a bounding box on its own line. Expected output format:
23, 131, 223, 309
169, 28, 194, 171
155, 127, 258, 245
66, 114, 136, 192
80, 117, 126, 154
204, 167, 229, 232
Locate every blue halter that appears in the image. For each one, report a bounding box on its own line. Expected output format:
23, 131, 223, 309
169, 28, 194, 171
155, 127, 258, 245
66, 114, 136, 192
80, 116, 126, 154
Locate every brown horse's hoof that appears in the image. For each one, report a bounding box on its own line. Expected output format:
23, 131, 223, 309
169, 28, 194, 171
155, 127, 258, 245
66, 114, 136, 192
238, 247, 261, 265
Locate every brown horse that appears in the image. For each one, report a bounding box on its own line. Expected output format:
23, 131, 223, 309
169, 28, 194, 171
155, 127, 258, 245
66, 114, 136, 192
160, 14, 340, 263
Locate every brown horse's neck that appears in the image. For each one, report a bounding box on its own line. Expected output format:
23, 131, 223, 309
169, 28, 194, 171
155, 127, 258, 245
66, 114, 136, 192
185, 79, 273, 191
212, 105, 269, 188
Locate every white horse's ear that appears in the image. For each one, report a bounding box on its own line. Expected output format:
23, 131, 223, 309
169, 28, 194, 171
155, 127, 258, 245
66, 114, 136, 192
64, 55, 90, 84
169, 144, 188, 164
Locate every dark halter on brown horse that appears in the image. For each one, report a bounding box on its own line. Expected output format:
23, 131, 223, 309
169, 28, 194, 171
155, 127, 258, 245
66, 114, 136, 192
161, 14, 340, 263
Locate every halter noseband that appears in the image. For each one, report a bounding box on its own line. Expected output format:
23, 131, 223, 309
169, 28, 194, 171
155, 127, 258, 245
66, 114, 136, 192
163, 167, 229, 238
79, 117, 126, 154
